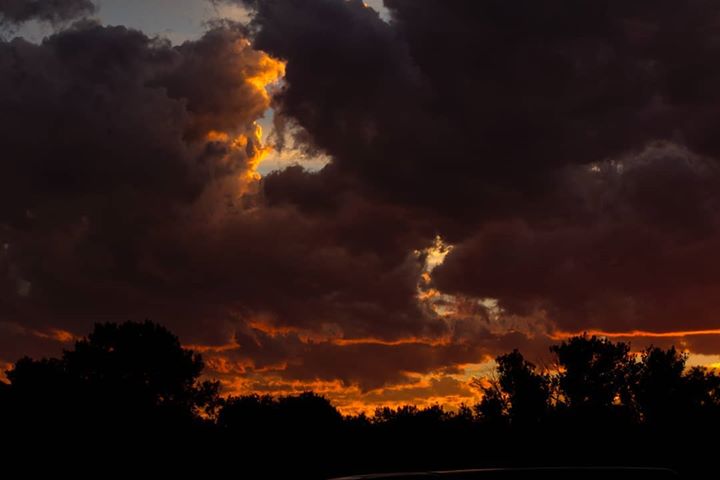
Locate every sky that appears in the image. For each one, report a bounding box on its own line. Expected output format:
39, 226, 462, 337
1, 0, 720, 414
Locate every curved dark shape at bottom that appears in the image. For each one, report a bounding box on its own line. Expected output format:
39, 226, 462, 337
330, 467, 680, 480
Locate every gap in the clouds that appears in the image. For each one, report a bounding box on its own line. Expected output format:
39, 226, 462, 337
416, 236, 547, 339
255, 109, 332, 175
94, 0, 250, 44
363, 0, 391, 22
0, 17, 55, 43
2, 0, 251, 45
686, 353, 720, 369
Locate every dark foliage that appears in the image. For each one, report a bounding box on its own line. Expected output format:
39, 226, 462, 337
0, 321, 219, 470
1, 324, 717, 478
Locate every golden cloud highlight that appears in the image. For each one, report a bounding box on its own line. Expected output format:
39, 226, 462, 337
550, 329, 720, 340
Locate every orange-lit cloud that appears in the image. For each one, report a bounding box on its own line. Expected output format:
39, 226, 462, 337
32, 328, 77, 343
192, 44, 284, 188
0, 322, 77, 345
0, 361, 11, 383
550, 329, 720, 340
211, 362, 487, 415
243, 45, 286, 102
205, 122, 273, 184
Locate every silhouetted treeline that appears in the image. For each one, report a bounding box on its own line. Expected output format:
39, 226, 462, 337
1, 321, 718, 478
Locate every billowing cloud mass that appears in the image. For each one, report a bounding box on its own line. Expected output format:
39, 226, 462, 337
2, 0, 720, 411
0, 0, 95, 24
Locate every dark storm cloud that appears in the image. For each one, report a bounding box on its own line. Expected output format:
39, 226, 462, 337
115, 199, 438, 343
158, 22, 280, 139
432, 144, 720, 333
0, 0, 94, 24
0, 22, 195, 227
0, 20, 288, 351
233, 0, 712, 216
6, 0, 720, 402
0, 18, 271, 220
228, 0, 720, 221
0, 17, 443, 374
224, 0, 720, 339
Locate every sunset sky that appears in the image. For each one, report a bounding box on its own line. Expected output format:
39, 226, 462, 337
2, 0, 720, 414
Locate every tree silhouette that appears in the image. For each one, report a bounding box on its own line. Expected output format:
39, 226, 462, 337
551, 335, 635, 415
473, 379, 508, 425
681, 365, 720, 419
218, 393, 277, 433
218, 391, 344, 477
2, 321, 218, 439
633, 346, 687, 425
495, 349, 549, 425
3, 322, 720, 477
66, 321, 217, 416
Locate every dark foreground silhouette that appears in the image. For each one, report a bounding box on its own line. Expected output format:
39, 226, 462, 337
329, 467, 679, 480
1, 321, 717, 478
